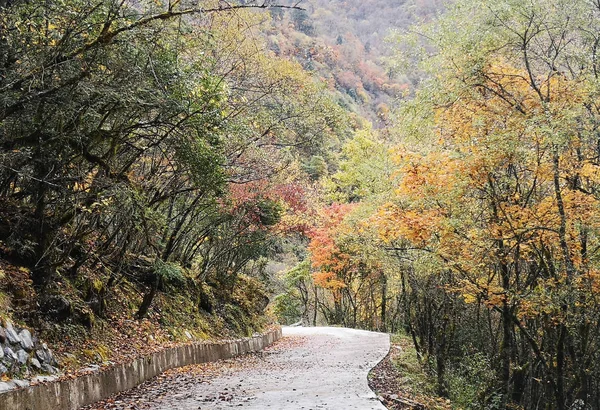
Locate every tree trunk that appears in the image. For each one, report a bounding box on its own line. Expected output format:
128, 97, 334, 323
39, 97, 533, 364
137, 275, 160, 319
32, 158, 51, 287
313, 286, 318, 326
380, 272, 387, 332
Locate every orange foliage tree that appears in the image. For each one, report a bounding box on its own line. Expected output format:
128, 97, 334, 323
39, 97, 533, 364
379, 1, 600, 403
308, 203, 355, 324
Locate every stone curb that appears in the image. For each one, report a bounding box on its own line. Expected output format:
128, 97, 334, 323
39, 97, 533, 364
0, 327, 282, 410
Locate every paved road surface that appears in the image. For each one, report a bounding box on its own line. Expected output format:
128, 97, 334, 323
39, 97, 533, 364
85, 326, 390, 410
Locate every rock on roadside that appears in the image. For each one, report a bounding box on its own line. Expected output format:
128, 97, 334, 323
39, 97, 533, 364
0, 319, 60, 393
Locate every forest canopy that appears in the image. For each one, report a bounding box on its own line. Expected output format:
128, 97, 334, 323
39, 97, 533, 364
0, 0, 345, 350
277, 0, 600, 408
4, 0, 600, 409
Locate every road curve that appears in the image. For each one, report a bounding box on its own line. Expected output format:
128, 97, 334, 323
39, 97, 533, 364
84, 326, 390, 409
276, 326, 390, 410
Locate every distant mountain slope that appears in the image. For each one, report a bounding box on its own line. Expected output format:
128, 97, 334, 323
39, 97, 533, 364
266, 0, 445, 125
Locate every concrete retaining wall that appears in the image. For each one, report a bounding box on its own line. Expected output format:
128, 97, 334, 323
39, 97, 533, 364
0, 328, 282, 410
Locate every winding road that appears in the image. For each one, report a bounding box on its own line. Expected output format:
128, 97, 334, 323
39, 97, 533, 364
85, 326, 390, 409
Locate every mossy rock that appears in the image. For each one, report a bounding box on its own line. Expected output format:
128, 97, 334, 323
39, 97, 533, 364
82, 343, 110, 363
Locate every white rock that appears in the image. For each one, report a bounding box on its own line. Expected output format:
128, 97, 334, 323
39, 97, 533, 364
31, 358, 41, 369
41, 363, 57, 374
3, 347, 17, 361
16, 349, 28, 365
18, 329, 34, 351
4, 321, 20, 345
35, 349, 49, 363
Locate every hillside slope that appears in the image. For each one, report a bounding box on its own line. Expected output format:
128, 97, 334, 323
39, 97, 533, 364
266, 0, 445, 125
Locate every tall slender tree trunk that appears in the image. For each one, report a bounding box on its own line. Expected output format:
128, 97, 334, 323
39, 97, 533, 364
380, 272, 387, 332
313, 286, 318, 326
552, 152, 571, 410
32, 155, 51, 287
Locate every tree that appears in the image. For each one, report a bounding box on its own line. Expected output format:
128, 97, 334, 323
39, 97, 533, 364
377, 0, 600, 407
291, 9, 315, 36
0, 0, 339, 324
273, 259, 317, 325
325, 126, 394, 203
